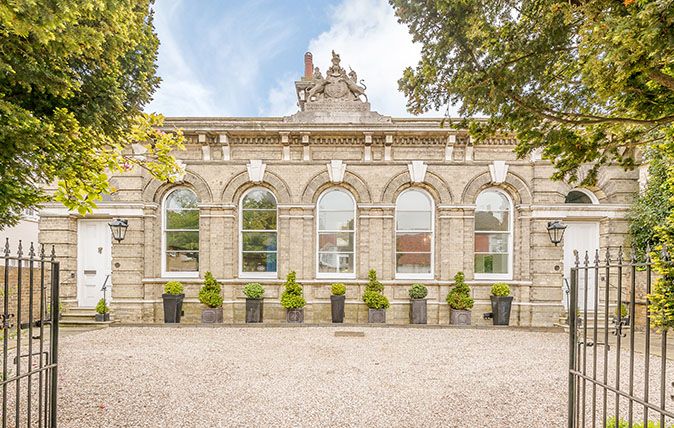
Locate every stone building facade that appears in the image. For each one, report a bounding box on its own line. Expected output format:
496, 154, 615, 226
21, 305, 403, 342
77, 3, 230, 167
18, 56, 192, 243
38, 52, 638, 326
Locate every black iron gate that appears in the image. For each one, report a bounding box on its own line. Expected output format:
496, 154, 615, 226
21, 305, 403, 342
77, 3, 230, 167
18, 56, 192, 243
1, 240, 59, 427
568, 247, 673, 428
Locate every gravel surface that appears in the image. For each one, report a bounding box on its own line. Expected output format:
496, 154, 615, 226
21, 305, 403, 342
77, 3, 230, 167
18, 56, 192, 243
8, 326, 672, 427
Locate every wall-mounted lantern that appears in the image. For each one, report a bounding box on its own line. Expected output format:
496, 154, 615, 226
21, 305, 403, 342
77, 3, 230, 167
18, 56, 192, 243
108, 219, 129, 243
546, 220, 567, 246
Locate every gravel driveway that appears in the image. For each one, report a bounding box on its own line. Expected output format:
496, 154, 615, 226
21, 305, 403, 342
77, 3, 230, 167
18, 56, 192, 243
51, 326, 572, 427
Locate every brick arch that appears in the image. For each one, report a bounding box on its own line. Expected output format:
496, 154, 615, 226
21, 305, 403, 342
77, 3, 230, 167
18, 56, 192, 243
461, 171, 532, 205
380, 169, 452, 204
221, 170, 292, 204
301, 170, 372, 204
143, 170, 213, 204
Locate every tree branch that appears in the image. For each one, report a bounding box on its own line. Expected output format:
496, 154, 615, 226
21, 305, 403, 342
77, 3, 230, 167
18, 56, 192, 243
647, 69, 674, 93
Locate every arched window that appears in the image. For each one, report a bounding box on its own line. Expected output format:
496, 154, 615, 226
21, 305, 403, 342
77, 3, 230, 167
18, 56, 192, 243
474, 189, 512, 279
163, 188, 199, 276
395, 189, 433, 278
240, 189, 278, 277
317, 189, 356, 277
565, 189, 596, 204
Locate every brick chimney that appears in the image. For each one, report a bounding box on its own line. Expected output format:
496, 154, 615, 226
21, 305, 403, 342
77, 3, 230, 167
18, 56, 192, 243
304, 52, 313, 79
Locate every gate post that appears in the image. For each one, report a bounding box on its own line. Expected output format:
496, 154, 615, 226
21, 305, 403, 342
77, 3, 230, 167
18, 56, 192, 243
50, 262, 60, 428
568, 265, 578, 428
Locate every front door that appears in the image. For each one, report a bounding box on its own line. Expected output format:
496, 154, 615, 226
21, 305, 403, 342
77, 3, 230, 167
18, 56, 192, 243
78, 220, 112, 307
563, 221, 599, 311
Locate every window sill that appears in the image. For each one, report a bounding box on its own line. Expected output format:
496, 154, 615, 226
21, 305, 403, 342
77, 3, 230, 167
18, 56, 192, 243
395, 274, 434, 281
161, 272, 199, 279
474, 273, 512, 281
316, 273, 356, 280
239, 272, 277, 279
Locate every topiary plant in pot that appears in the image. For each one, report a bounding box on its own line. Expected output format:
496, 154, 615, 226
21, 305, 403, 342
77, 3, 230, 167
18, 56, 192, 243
243, 282, 265, 323
490, 282, 513, 326
162, 281, 184, 323
199, 272, 224, 324
409, 283, 428, 324
280, 271, 306, 323
363, 269, 389, 323
95, 298, 110, 322
330, 283, 346, 323
446, 272, 473, 325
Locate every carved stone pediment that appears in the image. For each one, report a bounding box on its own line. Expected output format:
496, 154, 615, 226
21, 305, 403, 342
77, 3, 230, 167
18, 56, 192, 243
287, 50, 391, 124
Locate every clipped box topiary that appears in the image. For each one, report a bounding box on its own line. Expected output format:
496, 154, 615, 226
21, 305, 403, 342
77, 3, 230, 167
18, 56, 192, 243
162, 280, 184, 323
243, 282, 265, 323
280, 271, 306, 323
330, 283, 346, 323
363, 269, 389, 323
490, 282, 513, 326
408, 283, 428, 324
199, 272, 224, 324
95, 298, 110, 322
446, 272, 473, 325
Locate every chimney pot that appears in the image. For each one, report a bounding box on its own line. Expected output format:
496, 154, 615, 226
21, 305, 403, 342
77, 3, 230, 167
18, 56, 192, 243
304, 52, 313, 79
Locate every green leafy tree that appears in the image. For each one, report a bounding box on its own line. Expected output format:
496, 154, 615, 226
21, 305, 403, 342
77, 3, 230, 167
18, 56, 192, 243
446, 272, 474, 310
0, 1, 184, 228
391, 0, 674, 184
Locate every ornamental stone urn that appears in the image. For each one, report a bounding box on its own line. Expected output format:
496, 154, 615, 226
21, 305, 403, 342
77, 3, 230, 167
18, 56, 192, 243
201, 307, 224, 324
245, 298, 264, 323
410, 299, 427, 324
286, 308, 304, 323
450, 309, 471, 326
331, 295, 345, 323
368, 308, 386, 324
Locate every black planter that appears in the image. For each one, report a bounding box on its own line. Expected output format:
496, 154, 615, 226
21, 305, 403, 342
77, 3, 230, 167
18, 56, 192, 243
368, 308, 386, 323
162, 293, 184, 323
331, 295, 345, 323
490, 295, 513, 326
246, 298, 264, 323
410, 299, 427, 324
201, 307, 223, 324
95, 313, 110, 322
287, 308, 304, 323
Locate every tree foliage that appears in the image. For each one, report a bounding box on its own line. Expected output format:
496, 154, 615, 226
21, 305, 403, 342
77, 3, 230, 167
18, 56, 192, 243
0, 0, 184, 228
391, 0, 674, 184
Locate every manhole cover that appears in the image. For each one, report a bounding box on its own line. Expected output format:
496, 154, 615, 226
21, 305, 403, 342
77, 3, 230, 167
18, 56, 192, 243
334, 331, 365, 337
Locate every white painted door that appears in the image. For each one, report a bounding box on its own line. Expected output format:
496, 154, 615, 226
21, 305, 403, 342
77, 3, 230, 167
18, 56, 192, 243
563, 222, 599, 311
78, 220, 112, 307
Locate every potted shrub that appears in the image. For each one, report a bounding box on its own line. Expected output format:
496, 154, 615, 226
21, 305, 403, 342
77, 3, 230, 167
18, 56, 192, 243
280, 271, 306, 323
199, 272, 224, 323
330, 283, 346, 323
613, 302, 630, 326
243, 282, 265, 323
162, 281, 184, 323
446, 272, 473, 325
409, 283, 428, 324
95, 298, 110, 322
362, 269, 389, 323
490, 282, 513, 326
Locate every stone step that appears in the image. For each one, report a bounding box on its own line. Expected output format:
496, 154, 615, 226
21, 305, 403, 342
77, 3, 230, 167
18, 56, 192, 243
59, 319, 114, 329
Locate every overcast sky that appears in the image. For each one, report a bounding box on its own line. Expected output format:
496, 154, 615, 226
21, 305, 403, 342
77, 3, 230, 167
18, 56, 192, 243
144, 0, 447, 118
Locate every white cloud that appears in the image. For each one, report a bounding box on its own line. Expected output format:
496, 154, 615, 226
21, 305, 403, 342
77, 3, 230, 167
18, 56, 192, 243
145, 0, 218, 116
302, 0, 446, 117
263, 73, 299, 116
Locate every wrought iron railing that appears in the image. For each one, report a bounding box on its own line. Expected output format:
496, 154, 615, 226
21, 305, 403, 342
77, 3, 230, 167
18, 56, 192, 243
568, 246, 673, 428
1, 239, 59, 427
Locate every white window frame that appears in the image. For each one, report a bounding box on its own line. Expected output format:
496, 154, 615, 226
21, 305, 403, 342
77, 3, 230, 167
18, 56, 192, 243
316, 188, 357, 280
395, 188, 434, 280
239, 188, 278, 279
161, 188, 200, 278
565, 188, 599, 204
474, 188, 513, 281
